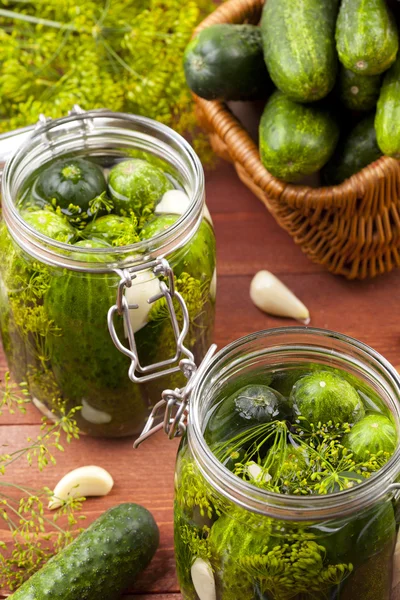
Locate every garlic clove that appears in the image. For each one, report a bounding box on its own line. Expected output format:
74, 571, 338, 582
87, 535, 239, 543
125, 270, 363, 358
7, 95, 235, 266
48, 466, 114, 510
156, 189, 213, 225
203, 203, 213, 225
81, 399, 112, 425
210, 267, 217, 302
250, 270, 310, 323
191, 557, 216, 600
32, 396, 58, 422
246, 461, 272, 483
156, 189, 190, 215
124, 270, 161, 335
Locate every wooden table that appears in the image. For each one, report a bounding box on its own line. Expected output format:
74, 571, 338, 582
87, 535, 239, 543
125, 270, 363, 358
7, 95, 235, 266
2, 158, 400, 599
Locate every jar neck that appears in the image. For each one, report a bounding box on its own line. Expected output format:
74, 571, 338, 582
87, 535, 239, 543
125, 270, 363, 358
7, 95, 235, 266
1, 110, 205, 272
188, 327, 400, 521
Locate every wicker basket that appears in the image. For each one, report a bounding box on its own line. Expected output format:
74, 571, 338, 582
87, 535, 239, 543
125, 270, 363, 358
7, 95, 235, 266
193, 0, 400, 279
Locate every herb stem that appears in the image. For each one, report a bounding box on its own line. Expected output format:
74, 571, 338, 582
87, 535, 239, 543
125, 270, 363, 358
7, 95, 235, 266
0, 9, 73, 31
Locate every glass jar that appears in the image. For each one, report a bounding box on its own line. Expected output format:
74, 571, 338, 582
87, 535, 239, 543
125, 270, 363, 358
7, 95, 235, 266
172, 328, 400, 600
0, 108, 216, 437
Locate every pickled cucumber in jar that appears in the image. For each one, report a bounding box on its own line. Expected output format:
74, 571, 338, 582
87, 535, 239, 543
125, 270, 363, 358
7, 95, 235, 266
0, 148, 216, 437
174, 362, 398, 600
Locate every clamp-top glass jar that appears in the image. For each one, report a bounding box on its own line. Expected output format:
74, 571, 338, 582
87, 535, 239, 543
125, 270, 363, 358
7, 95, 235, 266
0, 108, 216, 437
168, 328, 400, 600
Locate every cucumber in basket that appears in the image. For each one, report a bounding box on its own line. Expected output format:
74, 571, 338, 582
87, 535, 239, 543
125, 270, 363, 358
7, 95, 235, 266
10, 503, 159, 599
183, 24, 270, 101
336, 0, 399, 76
261, 0, 339, 103
338, 67, 382, 112
323, 114, 382, 185
376, 55, 400, 157
259, 91, 340, 182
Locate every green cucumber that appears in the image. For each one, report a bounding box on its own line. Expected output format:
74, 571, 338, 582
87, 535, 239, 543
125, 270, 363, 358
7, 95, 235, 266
343, 413, 397, 461
261, 0, 338, 103
290, 370, 365, 426
375, 55, 400, 156
323, 114, 382, 185
10, 503, 159, 599
184, 24, 270, 101
108, 159, 173, 216
43, 267, 148, 437
336, 0, 399, 75
83, 214, 140, 246
23, 209, 76, 243
338, 67, 381, 111
259, 91, 339, 182
206, 384, 292, 445
34, 158, 107, 215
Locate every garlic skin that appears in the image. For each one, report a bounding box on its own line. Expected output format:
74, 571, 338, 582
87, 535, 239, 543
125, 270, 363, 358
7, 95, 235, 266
250, 270, 310, 323
191, 557, 216, 600
49, 466, 114, 510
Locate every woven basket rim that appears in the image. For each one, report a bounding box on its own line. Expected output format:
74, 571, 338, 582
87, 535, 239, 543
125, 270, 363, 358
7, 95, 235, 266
193, 0, 397, 208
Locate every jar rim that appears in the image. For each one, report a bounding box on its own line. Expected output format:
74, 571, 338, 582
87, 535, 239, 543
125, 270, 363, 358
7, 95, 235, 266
1, 109, 205, 272
188, 327, 400, 521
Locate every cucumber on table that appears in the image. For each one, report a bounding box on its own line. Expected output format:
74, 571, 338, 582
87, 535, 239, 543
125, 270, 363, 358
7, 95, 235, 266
10, 503, 159, 599
323, 114, 382, 185
338, 67, 381, 112
183, 24, 270, 101
259, 91, 339, 183
336, 0, 399, 75
375, 55, 400, 157
261, 0, 339, 103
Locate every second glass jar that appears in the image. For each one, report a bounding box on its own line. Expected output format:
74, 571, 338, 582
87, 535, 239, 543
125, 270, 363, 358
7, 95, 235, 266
174, 328, 400, 600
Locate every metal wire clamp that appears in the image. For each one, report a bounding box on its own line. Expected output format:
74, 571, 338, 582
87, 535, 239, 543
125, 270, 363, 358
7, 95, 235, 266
133, 343, 217, 448
108, 257, 197, 383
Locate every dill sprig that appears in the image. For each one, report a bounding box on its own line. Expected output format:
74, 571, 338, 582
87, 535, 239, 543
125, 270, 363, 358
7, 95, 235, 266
241, 541, 353, 600
176, 454, 225, 520
212, 419, 390, 497
0, 372, 30, 416
0, 0, 215, 162
0, 373, 85, 591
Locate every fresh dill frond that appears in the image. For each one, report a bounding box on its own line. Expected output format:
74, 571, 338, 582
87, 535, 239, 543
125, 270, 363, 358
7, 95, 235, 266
241, 541, 353, 600
0, 0, 215, 163
176, 455, 225, 520
0, 372, 30, 416
0, 372, 84, 591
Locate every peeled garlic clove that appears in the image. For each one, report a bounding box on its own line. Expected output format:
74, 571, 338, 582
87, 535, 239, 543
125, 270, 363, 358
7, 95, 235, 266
81, 399, 112, 425
191, 557, 216, 600
250, 270, 310, 324
124, 270, 161, 335
156, 189, 190, 215
156, 189, 213, 225
203, 203, 213, 225
49, 466, 114, 510
246, 461, 272, 483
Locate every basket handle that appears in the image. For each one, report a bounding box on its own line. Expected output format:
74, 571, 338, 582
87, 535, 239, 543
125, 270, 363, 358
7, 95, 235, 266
194, 0, 264, 34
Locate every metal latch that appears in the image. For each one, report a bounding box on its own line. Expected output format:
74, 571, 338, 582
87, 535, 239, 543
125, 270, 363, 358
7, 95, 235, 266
108, 257, 197, 383
133, 343, 217, 448
107, 255, 217, 447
